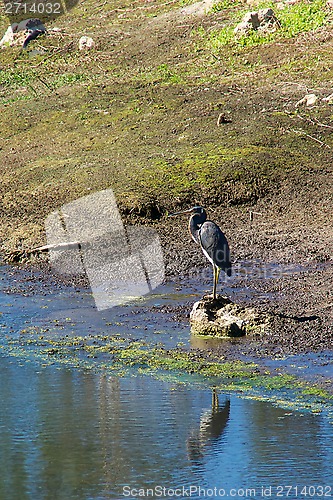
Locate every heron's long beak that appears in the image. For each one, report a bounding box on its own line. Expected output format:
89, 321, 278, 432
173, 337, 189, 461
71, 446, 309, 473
168, 208, 194, 217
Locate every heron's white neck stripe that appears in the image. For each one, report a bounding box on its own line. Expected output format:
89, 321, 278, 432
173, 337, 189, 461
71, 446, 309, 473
201, 247, 214, 267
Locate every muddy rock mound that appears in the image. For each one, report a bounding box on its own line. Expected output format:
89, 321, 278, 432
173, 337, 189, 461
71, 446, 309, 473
190, 296, 270, 338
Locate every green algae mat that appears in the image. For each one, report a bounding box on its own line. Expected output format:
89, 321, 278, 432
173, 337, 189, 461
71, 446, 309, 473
2, 331, 333, 421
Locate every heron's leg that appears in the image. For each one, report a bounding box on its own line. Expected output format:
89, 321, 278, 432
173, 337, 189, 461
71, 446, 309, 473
213, 265, 217, 299
213, 266, 220, 299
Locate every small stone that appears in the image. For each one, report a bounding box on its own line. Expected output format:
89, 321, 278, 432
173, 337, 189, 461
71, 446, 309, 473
275, 2, 285, 9
79, 36, 95, 50
322, 93, 333, 103
295, 94, 318, 107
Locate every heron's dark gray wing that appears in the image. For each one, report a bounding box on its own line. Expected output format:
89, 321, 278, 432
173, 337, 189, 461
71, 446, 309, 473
199, 221, 232, 276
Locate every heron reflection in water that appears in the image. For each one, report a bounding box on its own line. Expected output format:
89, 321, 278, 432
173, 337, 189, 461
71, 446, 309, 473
187, 389, 230, 464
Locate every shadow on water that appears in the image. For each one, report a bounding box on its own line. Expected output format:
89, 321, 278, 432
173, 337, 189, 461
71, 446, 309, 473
277, 312, 320, 323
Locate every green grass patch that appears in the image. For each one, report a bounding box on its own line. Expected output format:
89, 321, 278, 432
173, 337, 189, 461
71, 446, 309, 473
207, 0, 330, 50
0, 67, 37, 87
211, 0, 244, 12
52, 72, 89, 88
157, 63, 183, 84
278, 0, 329, 38
123, 142, 304, 211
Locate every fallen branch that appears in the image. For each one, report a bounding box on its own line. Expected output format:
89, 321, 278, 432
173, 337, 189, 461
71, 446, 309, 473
115, 0, 177, 13
30, 42, 75, 68
32, 241, 81, 252
290, 128, 331, 149
249, 211, 263, 221
296, 113, 333, 130
3, 241, 82, 263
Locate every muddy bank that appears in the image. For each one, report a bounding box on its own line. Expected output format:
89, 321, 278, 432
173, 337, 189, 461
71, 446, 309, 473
3, 177, 332, 359
154, 190, 332, 357
4, 242, 332, 361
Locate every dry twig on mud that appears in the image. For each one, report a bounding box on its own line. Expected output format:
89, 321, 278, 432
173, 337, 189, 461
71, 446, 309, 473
296, 113, 333, 131
290, 128, 331, 149
114, 0, 178, 14
30, 43, 75, 68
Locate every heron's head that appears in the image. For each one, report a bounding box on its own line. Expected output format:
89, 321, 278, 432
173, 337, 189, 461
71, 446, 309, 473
168, 206, 207, 245
168, 206, 206, 218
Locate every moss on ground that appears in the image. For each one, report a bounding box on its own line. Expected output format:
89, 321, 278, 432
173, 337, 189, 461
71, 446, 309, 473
0, 0, 333, 255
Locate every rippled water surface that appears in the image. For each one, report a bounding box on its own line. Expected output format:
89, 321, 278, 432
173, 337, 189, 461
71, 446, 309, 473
1, 265, 333, 499
1, 357, 333, 500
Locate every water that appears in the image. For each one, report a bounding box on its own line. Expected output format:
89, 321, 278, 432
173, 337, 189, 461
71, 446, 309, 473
1, 265, 333, 499
1, 357, 333, 500
0, 265, 193, 349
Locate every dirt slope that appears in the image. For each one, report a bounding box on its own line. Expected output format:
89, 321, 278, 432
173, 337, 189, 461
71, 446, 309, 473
0, 0, 332, 351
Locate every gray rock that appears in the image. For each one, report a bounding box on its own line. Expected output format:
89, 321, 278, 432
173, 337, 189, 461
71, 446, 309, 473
234, 8, 279, 35
17, 18, 45, 32
257, 8, 276, 24
190, 295, 269, 338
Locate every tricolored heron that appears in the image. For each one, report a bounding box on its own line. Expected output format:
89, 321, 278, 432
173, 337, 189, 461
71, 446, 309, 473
169, 206, 231, 299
